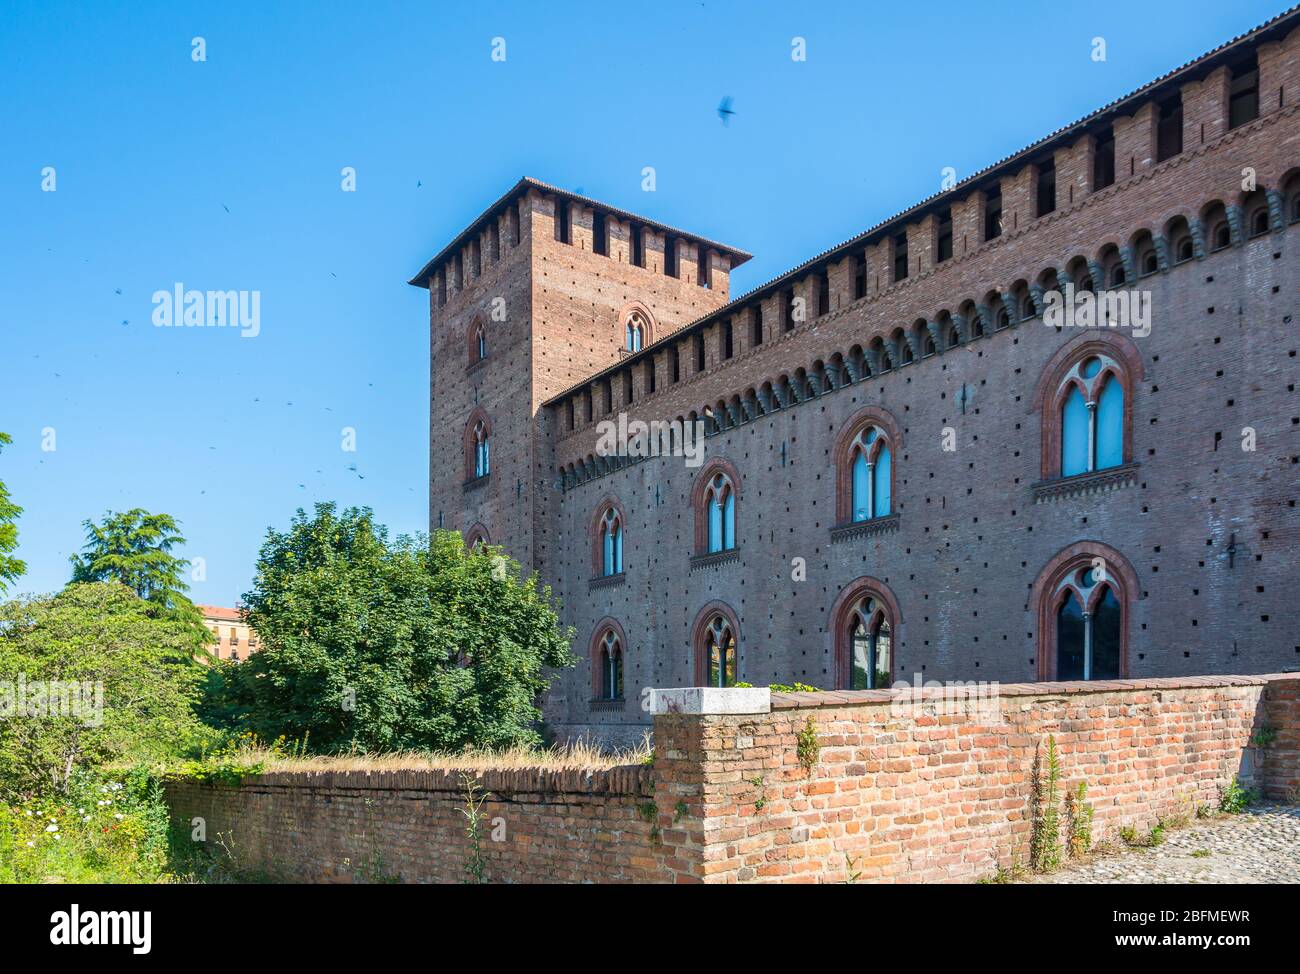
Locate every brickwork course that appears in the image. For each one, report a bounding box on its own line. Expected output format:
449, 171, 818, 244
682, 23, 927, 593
410, 10, 1300, 745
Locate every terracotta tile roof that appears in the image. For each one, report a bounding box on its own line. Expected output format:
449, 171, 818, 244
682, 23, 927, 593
197, 605, 243, 623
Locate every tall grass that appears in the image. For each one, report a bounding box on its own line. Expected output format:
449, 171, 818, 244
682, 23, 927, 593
196, 736, 654, 775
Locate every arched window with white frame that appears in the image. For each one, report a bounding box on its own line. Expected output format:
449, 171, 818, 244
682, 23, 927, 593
596, 629, 623, 700
702, 615, 735, 687
1059, 355, 1124, 477
834, 406, 902, 528
1032, 542, 1135, 682
625, 310, 647, 352
847, 595, 892, 690
1034, 333, 1142, 483
705, 473, 735, 553
473, 420, 490, 477
849, 426, 892, 522
600, 507, 623, 576
1053, 568, 1122, 681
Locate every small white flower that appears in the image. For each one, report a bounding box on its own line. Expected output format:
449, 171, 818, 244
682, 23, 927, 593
24, 809, 32, 817
44, 824, 58, 833
25, 841, 34, 848
53, 834, 61, 841
82, 815, 91, 823
114, 813, 124, 820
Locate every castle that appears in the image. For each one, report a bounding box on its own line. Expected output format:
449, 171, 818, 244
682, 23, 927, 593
411, 10, 1300, 745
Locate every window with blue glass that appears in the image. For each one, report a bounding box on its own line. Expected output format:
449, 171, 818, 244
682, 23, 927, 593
705, 473, 736, 553
599, 507, 623, 576
625, 310, 647, 352
1059, 355, 1125, 477
849, 426, 892, 522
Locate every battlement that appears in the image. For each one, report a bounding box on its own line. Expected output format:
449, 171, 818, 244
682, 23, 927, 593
407, 176, 751, 303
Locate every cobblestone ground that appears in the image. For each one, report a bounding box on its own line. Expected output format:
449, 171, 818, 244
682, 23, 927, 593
1023, 805, 1300, 884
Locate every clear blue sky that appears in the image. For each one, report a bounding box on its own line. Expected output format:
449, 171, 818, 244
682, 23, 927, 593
0, 0, 1286, 606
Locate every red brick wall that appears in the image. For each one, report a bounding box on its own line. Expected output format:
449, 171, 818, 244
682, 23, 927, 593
650, 674, 1300, 883
1264, 676, 1300, 800
165, 765, 661, 884
165, 675, 1300, 883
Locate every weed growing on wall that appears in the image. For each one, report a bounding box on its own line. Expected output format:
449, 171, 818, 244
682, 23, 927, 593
1218, 775, 1258, 814
459, 772, 489, 884
1030, 735, 1062, 873
1065, 780, 1094, 858
796, 717, 820, 776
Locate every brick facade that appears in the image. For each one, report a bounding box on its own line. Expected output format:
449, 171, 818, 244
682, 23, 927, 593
411, 14, 1300, 746
166, 674, 1300, 883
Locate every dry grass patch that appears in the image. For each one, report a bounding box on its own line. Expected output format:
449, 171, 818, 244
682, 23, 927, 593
203, 736, 653, 775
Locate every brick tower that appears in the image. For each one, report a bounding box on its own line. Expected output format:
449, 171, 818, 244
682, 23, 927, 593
408, 177, 750, 573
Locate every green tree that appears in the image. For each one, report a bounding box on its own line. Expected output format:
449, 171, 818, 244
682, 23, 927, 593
69, 509, 199, 625
0, 583, 208, 798
211, 503, 576, 752
0, 432, 26, 593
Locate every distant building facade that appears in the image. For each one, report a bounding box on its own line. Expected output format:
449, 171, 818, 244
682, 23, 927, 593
197, 605, 260, 662
412, 11, 1300, 745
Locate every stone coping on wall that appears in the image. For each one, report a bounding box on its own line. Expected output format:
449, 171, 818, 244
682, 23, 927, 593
767, 673, 1298, 710
222, 764, 654, 797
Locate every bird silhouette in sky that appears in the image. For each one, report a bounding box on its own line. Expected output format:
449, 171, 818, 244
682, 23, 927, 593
222, 204, 230, 213
717, 96, 735, 125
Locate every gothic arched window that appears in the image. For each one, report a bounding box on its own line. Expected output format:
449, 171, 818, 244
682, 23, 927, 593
599, 507, 623, 576
705, 474, 735, 553
1034, 335, 1141, 481
597, 629, 624, 700
464, 410, 493, 481
847, 596, 892, 689
702, 615, 736, 688
626, 311, 646, 352
1059, 356, 1124, 477
831, 577, 901, 690
473, 420, 490, 478
835, 406, 902, 527
849, 426, 892, 522
1032, 544, 1135, 681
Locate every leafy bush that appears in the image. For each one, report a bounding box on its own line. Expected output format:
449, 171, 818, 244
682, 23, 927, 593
0, 583, 210, 799
207, 505, 576, 753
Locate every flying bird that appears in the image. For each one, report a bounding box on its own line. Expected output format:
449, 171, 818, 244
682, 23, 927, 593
717, 96, 735, 125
